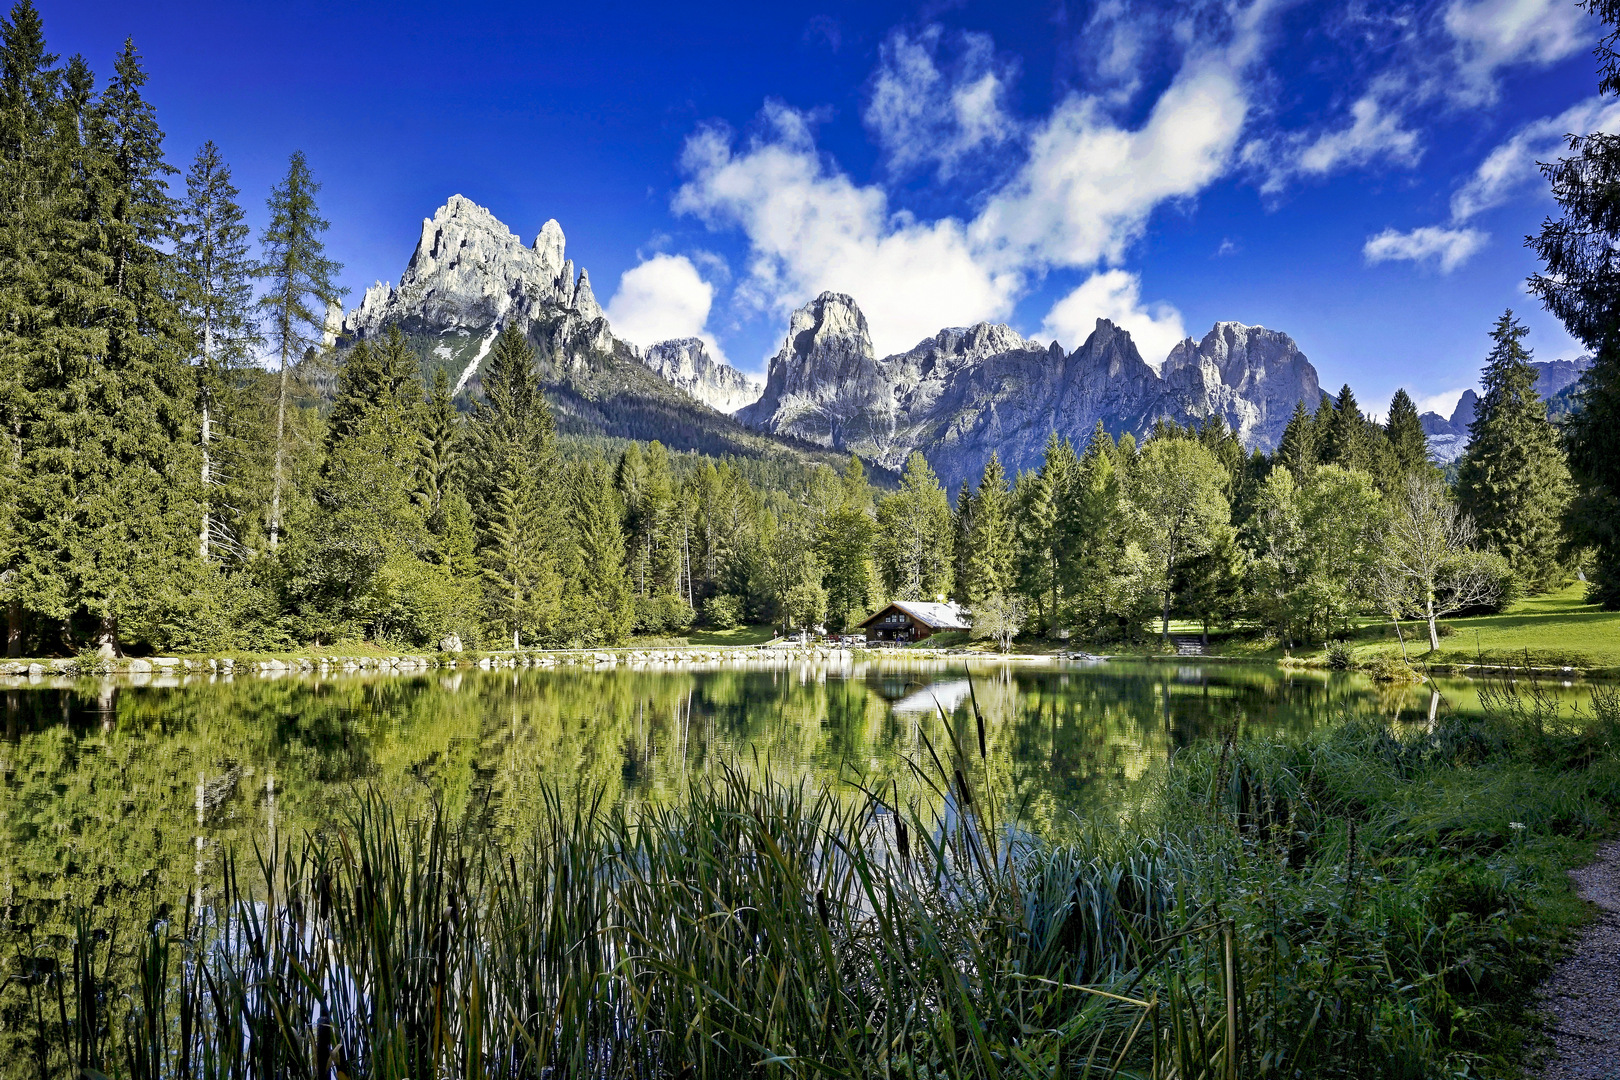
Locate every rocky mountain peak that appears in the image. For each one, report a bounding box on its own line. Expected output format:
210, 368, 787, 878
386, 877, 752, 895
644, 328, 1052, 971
533, 218, 566, 279
341, 195, 601, 342
639, 338, 761, 415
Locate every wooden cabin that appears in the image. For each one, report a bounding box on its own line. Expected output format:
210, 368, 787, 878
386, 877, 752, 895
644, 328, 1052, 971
858, 601, 970, 643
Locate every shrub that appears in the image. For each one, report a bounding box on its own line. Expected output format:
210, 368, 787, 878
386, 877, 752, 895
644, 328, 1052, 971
701, 593, 743, 630
1326, 640, 1355, 670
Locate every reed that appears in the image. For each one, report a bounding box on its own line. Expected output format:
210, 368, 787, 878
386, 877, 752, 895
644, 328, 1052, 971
10, 672, 1619, 1079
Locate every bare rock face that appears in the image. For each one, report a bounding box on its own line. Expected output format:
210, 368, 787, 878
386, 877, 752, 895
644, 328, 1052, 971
740, 294, 1326, 493
341, 195, 603, 339
640, 338, 761, 414
1161, 322, 1321, 450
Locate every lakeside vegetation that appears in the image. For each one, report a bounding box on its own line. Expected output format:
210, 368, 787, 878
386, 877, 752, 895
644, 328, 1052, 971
5, 672, 1617, 1079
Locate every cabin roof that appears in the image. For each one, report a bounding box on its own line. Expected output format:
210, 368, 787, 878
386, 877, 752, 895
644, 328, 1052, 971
859, 600, 970, 631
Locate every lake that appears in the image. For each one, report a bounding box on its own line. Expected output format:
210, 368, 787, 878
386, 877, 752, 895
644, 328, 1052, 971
2, 656, 1587, 905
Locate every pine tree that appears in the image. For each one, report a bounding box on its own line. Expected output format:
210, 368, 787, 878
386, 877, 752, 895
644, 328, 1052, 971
565, 459, 634, 645
950, 480, 975, 606
174, 140, 259, 562
817, 455, 876, 630
416, 366, 460, 522
1456, 311, 1572, 591
256, 150, 342, 549
1324, 384, 1367, 471
874, 451, 953, 601
1015, 432, 1077, 634
964, 453, 1014, 610
0, 0, 59, 654
1528, 0, 1620, 606
12, 37, 200, 656
1382, 388, 1431, 484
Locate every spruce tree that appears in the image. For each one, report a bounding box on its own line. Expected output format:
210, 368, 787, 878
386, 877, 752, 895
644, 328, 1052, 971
416, 366, 459, 522
1382, 388, 1431, 485
467, 323, 559, 646
174, 140, 259, 562
965, 453, 1014, 610
565, 458, 634, 645
874, 451, 953, 601
1528, 0, 1620, 606
1324, 383, 1368, 471
13, 37, 199, 655
256, 150, 342, 549
950, 480, 975, 606
1456, 311, 1572, 591
0, 0, 58, 654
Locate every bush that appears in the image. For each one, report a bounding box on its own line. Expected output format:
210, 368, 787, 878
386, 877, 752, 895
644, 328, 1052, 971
1366, 652, 1423, 683
1326, 640, 1355, 670
701, 593, 743, 630
634, 594, 696, 635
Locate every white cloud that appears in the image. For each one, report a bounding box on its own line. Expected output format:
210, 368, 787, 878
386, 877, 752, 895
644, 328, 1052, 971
865, 26, 1018, 180
1452, 96, 1620, 220
1446, 0, 1591, 100
1413, 387, 1469, 417
674, 4, 1276, 358
673, 104, 1021, 357
1292, 94, 1423, 177
1363, 226, 1489, 272
605, 254, 730, 364
971, 46, 1255, 272
1040, 270, 1188, 369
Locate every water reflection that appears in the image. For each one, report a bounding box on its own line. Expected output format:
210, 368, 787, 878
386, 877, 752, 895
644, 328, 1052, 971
0, 660, 1592, 915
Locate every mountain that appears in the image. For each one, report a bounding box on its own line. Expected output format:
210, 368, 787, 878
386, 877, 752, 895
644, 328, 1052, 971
640, 338, 761, 414
1418, 356, 1590, 465
337, 197, 839, 466
739, 292, 1321, 492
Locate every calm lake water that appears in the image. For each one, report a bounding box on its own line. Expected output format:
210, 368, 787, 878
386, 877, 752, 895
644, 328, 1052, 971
2, 657, 1591, 885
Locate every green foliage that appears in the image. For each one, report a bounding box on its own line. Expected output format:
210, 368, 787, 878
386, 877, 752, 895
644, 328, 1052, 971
875, 451, 954, 602
700, 592, 743, 629
1457, 312, 1573, 593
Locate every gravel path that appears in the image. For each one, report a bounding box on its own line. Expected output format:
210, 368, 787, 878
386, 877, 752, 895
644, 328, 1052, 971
1539, 839, 1620, 1079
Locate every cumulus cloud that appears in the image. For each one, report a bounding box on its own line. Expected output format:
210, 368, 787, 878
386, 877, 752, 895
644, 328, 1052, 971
1293, 95, 1422, 177
1446, 0, 1591, 101
1363, 226, 1489, 272
1040, 270, 1188, 370
673, 4, 1274, 357
1452, 96, 1620, 220
673, 103, 1021, 357
605, 254, 730, 364
865, 26, 1018, 180
972, 39, 1257, 272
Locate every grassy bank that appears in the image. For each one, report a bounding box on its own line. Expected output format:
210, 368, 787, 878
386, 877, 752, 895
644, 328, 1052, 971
6, 677, 1619, 1079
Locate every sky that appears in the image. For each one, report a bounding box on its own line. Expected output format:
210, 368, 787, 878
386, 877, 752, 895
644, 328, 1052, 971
35, 0, 1616, 418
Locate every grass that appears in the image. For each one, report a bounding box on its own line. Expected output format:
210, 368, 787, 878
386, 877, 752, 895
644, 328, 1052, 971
1168, 584, 1620, 675
8, 675, 1620, 1079
681, 622, 780, 647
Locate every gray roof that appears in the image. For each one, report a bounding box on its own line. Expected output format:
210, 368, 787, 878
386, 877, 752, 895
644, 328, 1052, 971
862, 600, 970, 630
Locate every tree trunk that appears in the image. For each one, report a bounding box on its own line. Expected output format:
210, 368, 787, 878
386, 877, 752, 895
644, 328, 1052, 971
199, 392, 212, 562
1426, 599, 1440, 652
94, 612, 120, 659
269, 342, 290, 549
1391, 615, 1409, 662
1161, 589, 1171, 644
5, 600, 22, 658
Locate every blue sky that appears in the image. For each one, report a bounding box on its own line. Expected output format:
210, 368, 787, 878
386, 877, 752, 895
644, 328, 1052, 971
40, 0, 1614, 418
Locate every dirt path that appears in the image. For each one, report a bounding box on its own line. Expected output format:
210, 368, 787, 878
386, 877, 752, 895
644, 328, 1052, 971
1538, 839, 1620, 1078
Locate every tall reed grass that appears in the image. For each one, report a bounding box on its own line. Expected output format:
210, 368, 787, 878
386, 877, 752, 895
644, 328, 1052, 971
9, 672, 1619, 1079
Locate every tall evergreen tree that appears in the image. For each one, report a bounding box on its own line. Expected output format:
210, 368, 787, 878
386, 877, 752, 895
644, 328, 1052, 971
255, 150, 342, 549
416, 366, 459, 523
1383, 388, 1431, 483
564, 459, 634, 645
1456, 311, 1572, 591
964, 453, 1014, 608
12, 37, 199, 655
468, 323, 559, 646
950, 480, 975, 606
817, 455, 876, 630
874, 451, 953, 602
1323, 384, 1368, 471
174, 140, 259, 562
1528, 0, 1620, 606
